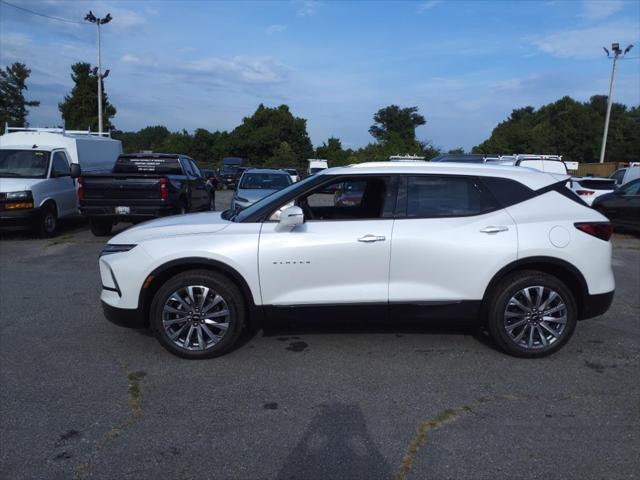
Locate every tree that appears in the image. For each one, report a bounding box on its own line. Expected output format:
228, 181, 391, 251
58, 62, 116, 131
448, 148, 465, 154
266, 141, 297, 167
229, 104, 314, 166
0, 62, 39, 127
316, 137, 351, 166
472, 96, 639, 162
369, 105, 425, 144
113, 125, 170, 153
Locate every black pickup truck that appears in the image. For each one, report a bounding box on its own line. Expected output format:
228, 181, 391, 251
78, 153, 213, 236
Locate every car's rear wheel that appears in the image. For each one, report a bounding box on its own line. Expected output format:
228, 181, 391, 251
487, 271, 577, 358
150, 270, 245, 359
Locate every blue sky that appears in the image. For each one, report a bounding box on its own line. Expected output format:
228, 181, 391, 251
1, 0, 639, 151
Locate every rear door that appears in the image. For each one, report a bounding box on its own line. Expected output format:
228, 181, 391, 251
389, 175, 517, 315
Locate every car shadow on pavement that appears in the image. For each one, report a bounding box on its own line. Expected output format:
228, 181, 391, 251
275, 402, 390, 480
0, 217, 88, 240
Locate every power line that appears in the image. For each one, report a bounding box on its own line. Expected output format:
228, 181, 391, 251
0, 0, 88, 25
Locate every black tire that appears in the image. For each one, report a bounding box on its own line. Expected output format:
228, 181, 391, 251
486, 270, 577, 358
150, 270, 245, 359
90, 219, 113, 237
176, 198, 188, 215
37, 202, 58, 237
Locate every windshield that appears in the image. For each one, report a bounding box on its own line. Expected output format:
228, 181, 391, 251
239, 173, 291, 190
227, 175, 317, 222
220, 166, 237, 175
0, 149, 50, 178
286, 169, 298, 175
114, 156, 183, 174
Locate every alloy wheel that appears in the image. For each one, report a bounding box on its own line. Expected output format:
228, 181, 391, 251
162, 285, 230, 351
503, 286, 567, 350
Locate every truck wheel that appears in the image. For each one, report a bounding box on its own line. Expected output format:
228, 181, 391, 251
90, 219, 113, 236
38, 202, 58, 237
150, 269, 245, 359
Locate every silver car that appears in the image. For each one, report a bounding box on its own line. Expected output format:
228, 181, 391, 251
232, 168, 292, 210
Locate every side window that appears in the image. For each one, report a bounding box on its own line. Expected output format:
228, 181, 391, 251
189, 159, 202, 177
406, 176, 499, 218
51, 152, 70, 177
479, 176, 534, 207
180, 158, 195, 176
621, 180, 640, 196
294, 176, 392, 221
611, 169, 625, 184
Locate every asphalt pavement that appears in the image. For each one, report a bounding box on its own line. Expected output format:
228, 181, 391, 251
1, 190, 638, 480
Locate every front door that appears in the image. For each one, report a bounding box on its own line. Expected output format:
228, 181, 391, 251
258, 175, 395, 307
49, 151, 77, 217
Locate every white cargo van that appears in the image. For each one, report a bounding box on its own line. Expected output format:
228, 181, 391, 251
0, 127, 122, 236
308, 158, 328, 175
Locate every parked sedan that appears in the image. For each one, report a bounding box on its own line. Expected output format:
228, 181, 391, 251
231, 169, 292, 211
592, 178, 640, 232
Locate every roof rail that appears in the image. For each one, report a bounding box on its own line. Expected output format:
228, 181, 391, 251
4, 125, 112, 138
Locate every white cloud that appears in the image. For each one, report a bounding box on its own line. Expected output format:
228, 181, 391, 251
266, 24, 287, 34
529, 21, 639, 59
417, 1, 441, 13
582, 0, 624, 19
297, 0, 321, 17
121, 53, 158, 68
186, 56, 292, 84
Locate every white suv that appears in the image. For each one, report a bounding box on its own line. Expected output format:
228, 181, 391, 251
99, 162, 615, 359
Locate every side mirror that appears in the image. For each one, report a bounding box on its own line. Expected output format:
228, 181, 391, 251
70, 164, 81, 178
279, 206, 304, 227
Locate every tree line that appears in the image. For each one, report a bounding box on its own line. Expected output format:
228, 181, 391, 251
1, 61, 638, 167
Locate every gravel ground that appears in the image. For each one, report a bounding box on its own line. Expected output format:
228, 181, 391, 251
1, 189, 638, 480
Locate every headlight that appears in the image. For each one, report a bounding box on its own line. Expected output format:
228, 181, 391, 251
100, 244, 137, 257
6, 191, 32, 200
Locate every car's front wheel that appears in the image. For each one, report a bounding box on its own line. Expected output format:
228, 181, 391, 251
150, 270, 245, 359
487, 271, 577, 358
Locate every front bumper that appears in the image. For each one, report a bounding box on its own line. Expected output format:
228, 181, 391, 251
0, 206, 42, 229
102, 300, 147, 328
579, 291, 614, 320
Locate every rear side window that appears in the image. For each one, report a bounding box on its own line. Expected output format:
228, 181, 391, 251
479, 176, 535, 208
114, 156, 182, 174
405, 176, 499, 218
576, 179, 616, 190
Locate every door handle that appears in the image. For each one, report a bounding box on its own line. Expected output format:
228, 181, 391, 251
358, 234, 386, 243
480, 226, 509, 234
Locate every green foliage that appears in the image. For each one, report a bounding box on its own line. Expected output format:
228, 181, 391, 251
0, 62, 39, 127
448, 148, 465, 154
58, 62, 116, 131
473, 96, 639, 162
315, 137, 351, 166
369, 105, 426, 144
265, 141, 297, 167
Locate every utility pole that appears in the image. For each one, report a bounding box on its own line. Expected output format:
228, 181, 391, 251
84, 11, 112, 134
599, 43, 633, 163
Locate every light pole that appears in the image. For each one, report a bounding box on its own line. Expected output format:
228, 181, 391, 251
84, 11, 112, 134
599, 42, 633, 164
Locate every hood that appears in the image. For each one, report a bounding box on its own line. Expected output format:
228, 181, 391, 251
110, 211, 231, 244
0, 177, 46, 192
237, 188, 277, 203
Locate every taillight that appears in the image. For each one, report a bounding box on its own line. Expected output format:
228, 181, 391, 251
574, 222, 613, 241
77, 176, 84, 200
159, 177, 169, 201
576, 190, 595, 196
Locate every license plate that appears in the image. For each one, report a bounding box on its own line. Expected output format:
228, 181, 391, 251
115, 206, 130, 215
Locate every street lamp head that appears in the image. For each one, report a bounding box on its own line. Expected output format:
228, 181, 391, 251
603, 47, 610, 57
624, 44, 633, 55
84, 11, 97, 23
100, 13, 112, 25
612, 42, 621, 54
103, 69, 110, 79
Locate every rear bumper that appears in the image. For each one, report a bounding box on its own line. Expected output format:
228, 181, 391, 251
102, 300, 147, 328
579, 291, 614, 320
0, 207, 42, 229
81, 204, 174, 221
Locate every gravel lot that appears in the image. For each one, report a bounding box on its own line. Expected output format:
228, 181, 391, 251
1, 189, 639, 480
